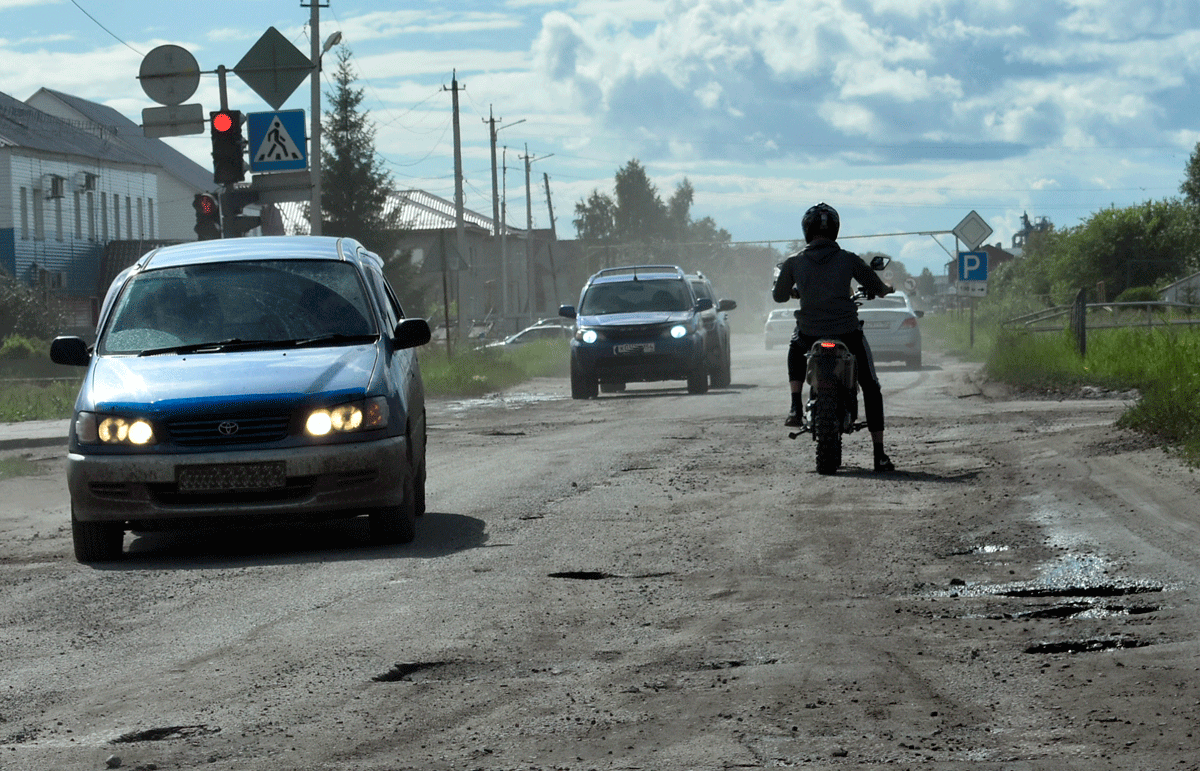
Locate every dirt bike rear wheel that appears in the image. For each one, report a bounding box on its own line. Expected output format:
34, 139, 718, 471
813, 393, 841, 475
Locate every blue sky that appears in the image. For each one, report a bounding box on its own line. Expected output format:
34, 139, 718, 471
4, 0, 1200, 279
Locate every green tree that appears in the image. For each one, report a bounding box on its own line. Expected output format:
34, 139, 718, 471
916, 267, 937, 298
320, 47, 394, 251
1182, 141, 1200, 209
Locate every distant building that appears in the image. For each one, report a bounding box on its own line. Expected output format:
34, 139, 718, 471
0, 88, 214, 330
276, 189, 581, 336
1159, 271, 1200, 305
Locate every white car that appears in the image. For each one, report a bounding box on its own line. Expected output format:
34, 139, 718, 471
857, 291, 923, 369
764, 308, 796, 349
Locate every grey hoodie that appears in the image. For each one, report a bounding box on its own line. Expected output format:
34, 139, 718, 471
772, 238, 891, 337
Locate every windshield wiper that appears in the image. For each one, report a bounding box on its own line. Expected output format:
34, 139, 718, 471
288, 333, 379, 348
137, 338, 281, 356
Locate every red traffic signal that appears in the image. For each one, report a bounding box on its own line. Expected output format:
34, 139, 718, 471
193, 192, 221, 240
210, 110, 246, 184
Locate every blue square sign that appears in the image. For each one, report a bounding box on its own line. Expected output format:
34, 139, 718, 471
958, 251, 988, 282
247, 110, 308, 173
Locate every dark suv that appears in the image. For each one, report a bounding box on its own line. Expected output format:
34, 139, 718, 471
685, 272, 737, 388
559, 265, 714, 398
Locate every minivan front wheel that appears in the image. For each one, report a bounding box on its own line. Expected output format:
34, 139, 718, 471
72, 505, 124, 563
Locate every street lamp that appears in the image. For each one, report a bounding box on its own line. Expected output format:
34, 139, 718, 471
309, 19, 343, 236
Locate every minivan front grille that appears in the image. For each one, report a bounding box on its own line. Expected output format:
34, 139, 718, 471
168, 413, 292, 446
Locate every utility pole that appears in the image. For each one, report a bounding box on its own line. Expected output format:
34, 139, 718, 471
307, 0, 324, 237
443, 71, 466, 340
521, 144, 553, 326
485, 108, 524, 329
543, 172, 559, 300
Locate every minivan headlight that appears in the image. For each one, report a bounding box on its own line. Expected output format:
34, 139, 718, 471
304, 396, 389, 437
76, 412, 157, 446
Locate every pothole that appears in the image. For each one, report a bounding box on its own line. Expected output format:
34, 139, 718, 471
548, 571, 615, 580
372, 661, 451, 682
1024, 637, 1153, 654
699, 658, 779, 670
111, 725, 220, 743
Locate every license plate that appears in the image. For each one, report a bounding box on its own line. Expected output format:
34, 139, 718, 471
177, 461, 286, 492
863, 321, 892, 330
615, 342, 654, 354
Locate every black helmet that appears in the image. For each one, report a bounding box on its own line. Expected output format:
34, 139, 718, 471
802, 202, 840, 243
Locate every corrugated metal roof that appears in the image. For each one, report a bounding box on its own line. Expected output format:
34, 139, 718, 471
0, 91, 149, 166
276, 188, 524, 236
27, 88, 213, 190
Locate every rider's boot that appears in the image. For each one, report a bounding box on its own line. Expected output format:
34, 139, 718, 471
784, 391, 804, 427
873, 442, 895, 473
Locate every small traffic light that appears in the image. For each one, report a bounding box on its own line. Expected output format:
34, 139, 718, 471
193, 192, 221, 240
210, 110, 245, 184
222, 188, 261, 237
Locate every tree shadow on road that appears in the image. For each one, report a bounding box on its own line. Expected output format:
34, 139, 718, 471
111, 511, 489, 570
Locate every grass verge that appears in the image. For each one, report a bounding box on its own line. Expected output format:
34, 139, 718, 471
416, 340, 571, 398
925, 312, 1200, 465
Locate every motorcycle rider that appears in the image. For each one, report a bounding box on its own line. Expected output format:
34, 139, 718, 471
772, 202, 895, 473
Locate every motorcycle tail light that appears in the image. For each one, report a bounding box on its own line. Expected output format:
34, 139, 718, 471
820, 341, 837, 348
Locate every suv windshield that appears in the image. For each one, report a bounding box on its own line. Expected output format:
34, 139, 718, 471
579, 278, 692, 315
99, 259, 377, 355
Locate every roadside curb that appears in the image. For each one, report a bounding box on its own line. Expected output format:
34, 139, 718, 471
0, 420, 70, 452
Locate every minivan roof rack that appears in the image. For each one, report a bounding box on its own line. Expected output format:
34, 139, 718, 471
592, 265, 685, 280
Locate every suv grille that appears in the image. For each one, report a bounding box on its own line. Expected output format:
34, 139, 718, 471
603, 323, 671, 340
168, 413, 292, 446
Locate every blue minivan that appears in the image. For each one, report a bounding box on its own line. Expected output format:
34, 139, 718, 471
50, 236, 431, 562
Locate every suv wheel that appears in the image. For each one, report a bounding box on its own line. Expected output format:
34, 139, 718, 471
570, 360, 598, 399
710, 343, 732, 389
687, 366, 709, 394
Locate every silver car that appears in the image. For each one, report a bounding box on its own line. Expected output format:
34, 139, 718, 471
49, 236, 432, 562
764, 308, 796, 349
857, 290, 923, 369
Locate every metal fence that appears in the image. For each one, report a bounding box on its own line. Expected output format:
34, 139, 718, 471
1003, 293, 1200, 356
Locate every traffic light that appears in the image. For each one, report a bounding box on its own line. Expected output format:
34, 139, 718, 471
210, 110, 245, 184
193, 192, 221, 240
222, 188, 261, 237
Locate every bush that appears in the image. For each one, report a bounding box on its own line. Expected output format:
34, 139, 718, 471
0, 335, 46, 361
1115, 286, 1160, 303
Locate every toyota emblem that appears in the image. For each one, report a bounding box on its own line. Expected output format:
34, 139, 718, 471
218, 421, 240, 436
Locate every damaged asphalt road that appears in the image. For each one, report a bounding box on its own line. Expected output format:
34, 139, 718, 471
1, 334, 1199, 770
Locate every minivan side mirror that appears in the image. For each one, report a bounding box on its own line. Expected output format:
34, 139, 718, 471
50, 336, 90, 367
695, 297, 714, 312
717, 299, 737, 312
558, 305, 577, 320
393, 318, 432, 350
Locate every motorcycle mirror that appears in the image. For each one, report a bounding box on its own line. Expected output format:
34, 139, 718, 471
869, 255, 890, 271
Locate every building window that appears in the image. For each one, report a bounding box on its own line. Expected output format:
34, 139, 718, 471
55, 196, 64, 241
100, 192, 109, 240
34, 189, 45, 241
137, 198, 144, 239
125, 196, 132, 239
87, 191, 96, 241
148, 199, 156, 239
74, 191, 83, 239
20, 187, 28, 240
113, 195, 120, 239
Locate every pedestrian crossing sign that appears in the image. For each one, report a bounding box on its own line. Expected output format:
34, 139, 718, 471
247, 110, 307, 173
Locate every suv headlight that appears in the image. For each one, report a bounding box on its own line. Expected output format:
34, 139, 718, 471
577, 328, 599, 344
76, 412, 157, 446
304, 396, 389, 437
669, 324, 688, 339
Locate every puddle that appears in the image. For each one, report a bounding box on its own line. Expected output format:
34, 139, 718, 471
1024, 637, 1151, 654
445, 392, 564, 413
548, 571, 614, 580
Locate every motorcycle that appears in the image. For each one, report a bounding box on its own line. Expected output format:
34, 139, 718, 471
776, 255, 889, 475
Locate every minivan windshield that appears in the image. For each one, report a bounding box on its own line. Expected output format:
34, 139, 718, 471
579, 278, 692, 315
99, 259, 377, 355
